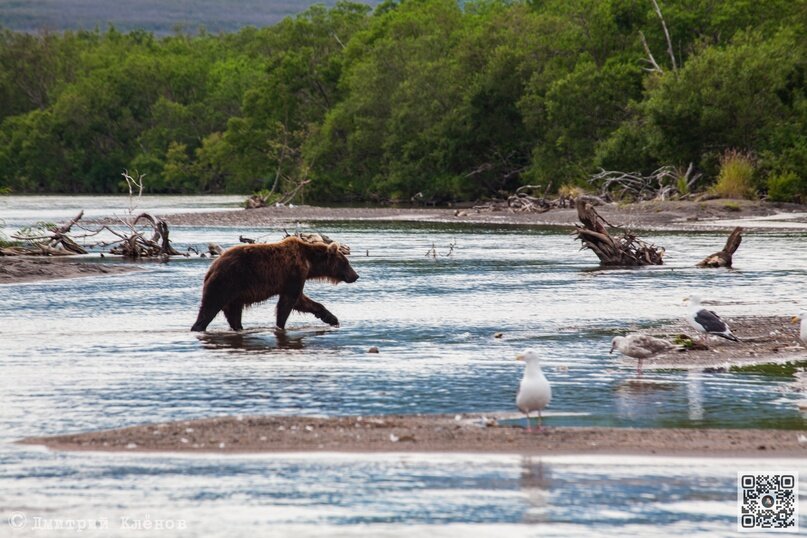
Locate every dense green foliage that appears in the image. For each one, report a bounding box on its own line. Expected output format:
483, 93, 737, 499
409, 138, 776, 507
1, 0, 806, 202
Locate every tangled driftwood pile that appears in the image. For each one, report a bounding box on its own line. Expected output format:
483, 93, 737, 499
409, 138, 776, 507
103, 213, 181, 259
472, 185, 581, 213
1, 211, 88, 256
0, 209, 184, 260
238, 230, 351, 256
590, 164, 701, 202
245, 180, 311, 209
574, 198, 665, 266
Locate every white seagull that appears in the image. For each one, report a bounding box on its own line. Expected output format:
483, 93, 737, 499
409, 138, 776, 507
685, 294, 739, 343
610, 335, 677, 376
515, 349, 552, 432
792, 310, 807, 347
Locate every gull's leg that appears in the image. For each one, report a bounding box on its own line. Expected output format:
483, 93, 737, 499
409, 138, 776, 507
536, 410, 544, 433
524, 412, 531, 433
637, 358, 643, 378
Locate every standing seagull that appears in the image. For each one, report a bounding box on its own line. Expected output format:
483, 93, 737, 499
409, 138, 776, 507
685, 294, 739, 343
515, 349, 552, 432
610, 335, 677, 376
792, 310, 807, 347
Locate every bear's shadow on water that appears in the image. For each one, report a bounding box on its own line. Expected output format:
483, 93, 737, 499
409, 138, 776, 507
197, 327, 331, 353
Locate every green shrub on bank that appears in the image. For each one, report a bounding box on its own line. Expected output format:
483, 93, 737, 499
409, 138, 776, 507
761, 139, 807, 202
0, 230, 19, 248
711, 151, 756, 199
766, 172, 807, 203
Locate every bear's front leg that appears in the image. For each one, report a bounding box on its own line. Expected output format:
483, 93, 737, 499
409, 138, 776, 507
294, 294, 340, 327
275, 292, 300, 330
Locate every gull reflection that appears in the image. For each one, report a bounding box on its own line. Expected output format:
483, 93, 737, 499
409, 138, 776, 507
614, 379, 676, 422
520, 456, 552, 523
687, 370, 704, 421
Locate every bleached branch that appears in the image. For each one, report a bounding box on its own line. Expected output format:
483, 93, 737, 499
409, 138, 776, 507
650, 0, 677, 71
639, 31, 664, 74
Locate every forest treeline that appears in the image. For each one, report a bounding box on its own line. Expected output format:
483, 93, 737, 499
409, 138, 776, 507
1, 0, 806, 202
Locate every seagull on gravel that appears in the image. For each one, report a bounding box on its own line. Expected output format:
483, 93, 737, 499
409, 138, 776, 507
515, 349, 552, 432
685, 294, 739, 343
610, 335, 677, 376
792, 310, 807, 347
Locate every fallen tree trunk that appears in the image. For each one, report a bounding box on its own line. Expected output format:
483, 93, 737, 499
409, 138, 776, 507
697, 227, 742, 268
574, 198, 665, 266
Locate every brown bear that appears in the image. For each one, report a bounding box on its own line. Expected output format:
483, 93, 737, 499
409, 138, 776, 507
190, 236, 359, 332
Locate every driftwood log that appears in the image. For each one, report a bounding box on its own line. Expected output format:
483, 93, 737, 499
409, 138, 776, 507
574, 198, 665, 266
697, 227, 743, 268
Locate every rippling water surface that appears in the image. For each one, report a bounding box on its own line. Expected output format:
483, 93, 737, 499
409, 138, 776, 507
2, 196, 806, 536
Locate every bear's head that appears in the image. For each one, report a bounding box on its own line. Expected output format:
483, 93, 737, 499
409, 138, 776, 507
311, 242, 359, 284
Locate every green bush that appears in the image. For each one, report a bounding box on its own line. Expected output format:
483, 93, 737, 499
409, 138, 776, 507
766, 171, 807, 203
711, 150, 756, 199
0, 225, 20, 248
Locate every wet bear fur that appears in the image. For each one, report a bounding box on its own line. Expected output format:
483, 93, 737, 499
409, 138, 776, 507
190, 236, 358, 331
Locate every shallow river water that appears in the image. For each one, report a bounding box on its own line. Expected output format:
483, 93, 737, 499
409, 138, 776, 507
1, 196, 806, 536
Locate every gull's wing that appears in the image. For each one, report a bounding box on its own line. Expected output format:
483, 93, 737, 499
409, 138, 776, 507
694, 309, 729, 333
630, 334, 674, 355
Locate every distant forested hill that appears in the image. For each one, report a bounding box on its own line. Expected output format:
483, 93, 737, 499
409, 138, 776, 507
0, 0, 377, 34
1, 1, 806, 202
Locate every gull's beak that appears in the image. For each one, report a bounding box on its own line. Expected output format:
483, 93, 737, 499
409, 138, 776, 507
792, 316, 801, 324
683, 296, 689, 303
515, 353, 525, 361
609, 343, 615, 354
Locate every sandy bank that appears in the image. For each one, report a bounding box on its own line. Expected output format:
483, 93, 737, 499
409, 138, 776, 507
19, 414, 807, 457
0, 256, 140, 284
617, 315, 806, 370
158, 200, 807, 231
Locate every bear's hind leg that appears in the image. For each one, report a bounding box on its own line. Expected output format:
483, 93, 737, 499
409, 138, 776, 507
294, 294, 339, 327
223, 302, 244, 331
191, 301, 222, 332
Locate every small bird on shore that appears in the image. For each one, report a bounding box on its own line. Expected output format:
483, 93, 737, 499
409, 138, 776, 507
685, 294, 739, 343
792, 310, 807, 347
515, 349, 552, 432
610, 334, 677, 376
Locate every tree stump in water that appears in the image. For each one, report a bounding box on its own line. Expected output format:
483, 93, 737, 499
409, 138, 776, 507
574, 198, 665, 266
696, 227, 742, 268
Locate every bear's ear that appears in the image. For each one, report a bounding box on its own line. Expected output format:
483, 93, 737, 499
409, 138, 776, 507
328, 242, 339, 254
